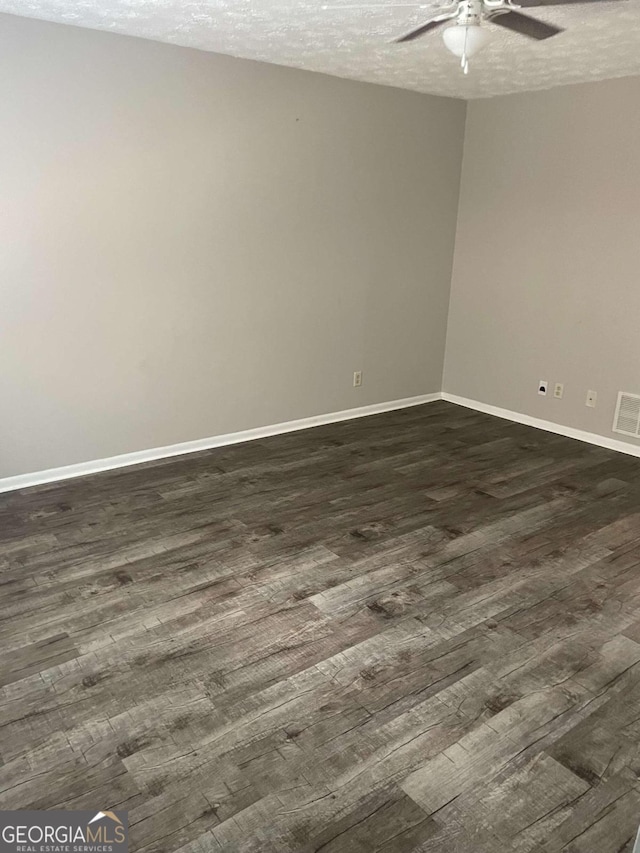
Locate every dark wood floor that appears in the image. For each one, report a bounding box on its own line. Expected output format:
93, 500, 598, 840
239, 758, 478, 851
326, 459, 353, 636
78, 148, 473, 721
3, 401, 640, 852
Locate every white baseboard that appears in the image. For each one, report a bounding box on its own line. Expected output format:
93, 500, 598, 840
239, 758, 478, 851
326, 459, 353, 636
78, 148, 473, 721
5, 390, 639, 495
442, 392, 640, 459
0, 393, 440, 494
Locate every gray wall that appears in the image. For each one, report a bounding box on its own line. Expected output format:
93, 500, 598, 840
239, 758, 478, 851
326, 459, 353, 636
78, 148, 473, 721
0, 13, 465, 478
444, 76, 640, 448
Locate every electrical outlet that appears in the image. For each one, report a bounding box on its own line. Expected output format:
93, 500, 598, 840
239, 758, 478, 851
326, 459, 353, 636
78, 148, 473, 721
353, 371, 362, 388
554, 383, 564, 399
538, 380, 548, 396
586, 390, 597, 408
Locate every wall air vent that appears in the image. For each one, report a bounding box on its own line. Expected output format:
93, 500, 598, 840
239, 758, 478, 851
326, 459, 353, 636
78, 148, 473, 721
613, 391, 640, 438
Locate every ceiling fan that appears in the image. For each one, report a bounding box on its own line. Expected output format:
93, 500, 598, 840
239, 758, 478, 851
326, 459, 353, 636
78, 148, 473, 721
322, 0, 628, 75
394, 0, 626, 74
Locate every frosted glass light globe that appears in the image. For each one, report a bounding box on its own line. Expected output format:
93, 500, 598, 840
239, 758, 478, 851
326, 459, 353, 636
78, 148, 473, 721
443, 24, 491, 58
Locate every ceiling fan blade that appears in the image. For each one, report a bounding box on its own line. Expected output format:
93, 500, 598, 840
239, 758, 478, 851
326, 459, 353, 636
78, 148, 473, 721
490, 10, 564, 39
518, 0, 627, 5
395, 13, 458, 43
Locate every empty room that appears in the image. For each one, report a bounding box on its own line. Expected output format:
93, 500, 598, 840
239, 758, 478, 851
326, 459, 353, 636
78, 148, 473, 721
2, 0, 640, 850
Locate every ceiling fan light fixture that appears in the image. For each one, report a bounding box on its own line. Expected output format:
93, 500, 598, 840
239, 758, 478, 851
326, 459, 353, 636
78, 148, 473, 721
442, 23, 491, 59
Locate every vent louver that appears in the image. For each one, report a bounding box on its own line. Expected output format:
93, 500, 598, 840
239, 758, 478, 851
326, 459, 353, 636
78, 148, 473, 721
613, 392, 640, 438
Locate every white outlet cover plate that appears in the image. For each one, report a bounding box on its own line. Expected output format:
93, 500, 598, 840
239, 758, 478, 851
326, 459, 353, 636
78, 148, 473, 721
538, 381, 548, 396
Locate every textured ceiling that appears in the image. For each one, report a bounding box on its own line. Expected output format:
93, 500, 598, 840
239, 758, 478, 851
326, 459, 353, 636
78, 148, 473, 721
2, 0, 640, 98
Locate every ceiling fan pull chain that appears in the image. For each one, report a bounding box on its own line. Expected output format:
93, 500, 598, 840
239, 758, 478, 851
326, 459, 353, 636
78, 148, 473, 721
462, 24, 470, 74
